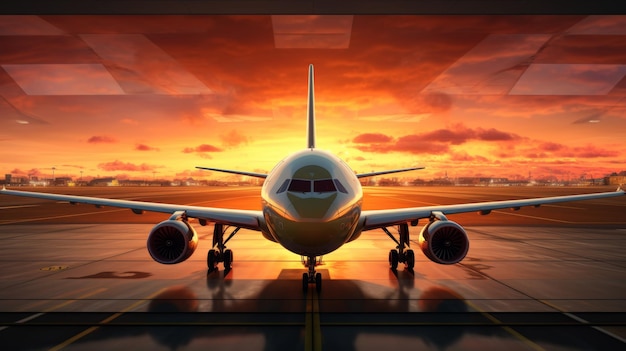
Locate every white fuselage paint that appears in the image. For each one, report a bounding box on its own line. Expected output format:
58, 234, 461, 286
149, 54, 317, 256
260, 149, 363, 256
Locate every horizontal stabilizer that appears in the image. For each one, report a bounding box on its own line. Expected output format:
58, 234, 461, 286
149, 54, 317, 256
356, 167, 424, 179
195, 166, 267, 179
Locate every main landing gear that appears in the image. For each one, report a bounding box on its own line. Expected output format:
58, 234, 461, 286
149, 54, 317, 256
383, 223, 415, 270
207, 223, 240, 273
302, 256, 322, 293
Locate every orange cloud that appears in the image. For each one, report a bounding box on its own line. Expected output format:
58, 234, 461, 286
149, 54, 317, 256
88, 135, 117, 143
135, 144, 159, 151
97, 160, 160, 172
220, 130, 249, 148
353, 133, 393, 144
352, 125, 521, 154
182, 144, 222, 153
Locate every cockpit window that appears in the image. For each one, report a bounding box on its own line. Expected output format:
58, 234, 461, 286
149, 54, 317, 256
333, 179, 348, 194
313, 179, 336, 192
276, 179, 290, 194
282, 177, 348, 194
288, 179, 311, 192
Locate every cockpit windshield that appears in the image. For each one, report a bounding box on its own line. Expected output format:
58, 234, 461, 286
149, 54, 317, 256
278, 178, 348, 194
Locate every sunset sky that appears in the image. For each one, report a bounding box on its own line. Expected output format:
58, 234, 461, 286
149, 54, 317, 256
1, 15, 625, 182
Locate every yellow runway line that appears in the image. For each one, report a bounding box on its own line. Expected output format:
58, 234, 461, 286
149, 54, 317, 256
48, 288, 167, 351
464, 300, 546, 351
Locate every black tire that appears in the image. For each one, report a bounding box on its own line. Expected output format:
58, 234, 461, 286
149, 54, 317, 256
406, 249, 415, 269
302, 273, 309, 293
389, 249, 399, 270
223, 249, 233, 269
315, 272, 322, 293
207, 249, 217, 272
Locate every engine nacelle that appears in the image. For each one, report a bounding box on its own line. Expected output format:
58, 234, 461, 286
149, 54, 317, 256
147, 220, 198, 264
418, 220, 469, 265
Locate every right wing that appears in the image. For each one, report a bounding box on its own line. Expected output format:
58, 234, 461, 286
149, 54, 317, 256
361, 186, 625, 230
0, 187, 264, 230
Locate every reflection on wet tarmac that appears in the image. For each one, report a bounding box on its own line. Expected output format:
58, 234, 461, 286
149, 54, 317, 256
0, 186, 625, 351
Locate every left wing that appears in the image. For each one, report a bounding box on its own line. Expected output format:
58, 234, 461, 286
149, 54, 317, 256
0, 187, 263, 230
361, 186, 625, 230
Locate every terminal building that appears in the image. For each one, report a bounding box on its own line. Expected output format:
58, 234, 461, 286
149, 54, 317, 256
605, 171, 626, 185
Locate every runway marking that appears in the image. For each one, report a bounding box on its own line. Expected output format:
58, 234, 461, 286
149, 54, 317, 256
463, 300, 547, 351
40, 266, 69, 271
0, 288, 107, 334
0, 313, 45, 332
539, 299, 626, 344
305, 289, 322, 351
17, 286, 99, 311
43, 288, 108, 313
0, 205, 39, 210
491, 210, 572, 223
48, 288, 167, 351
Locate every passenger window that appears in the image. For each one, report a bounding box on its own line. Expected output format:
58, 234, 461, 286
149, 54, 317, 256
333, 179, 348, 194
288, 179, 311, 192
314, 179, 336, 192
276, 179, 290, 193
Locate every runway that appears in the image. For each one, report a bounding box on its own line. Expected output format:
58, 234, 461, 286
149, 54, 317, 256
0, 186, 625, 350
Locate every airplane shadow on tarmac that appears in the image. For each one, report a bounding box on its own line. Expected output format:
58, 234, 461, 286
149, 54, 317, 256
57, 267, 619, 351
140, 267, 511, 351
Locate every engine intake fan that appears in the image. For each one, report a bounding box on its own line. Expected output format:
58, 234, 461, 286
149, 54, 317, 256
147, 219, 198, 264
418, 220, 469, 265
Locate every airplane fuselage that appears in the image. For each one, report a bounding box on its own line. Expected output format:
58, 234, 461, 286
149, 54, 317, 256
261, 149, 363, 256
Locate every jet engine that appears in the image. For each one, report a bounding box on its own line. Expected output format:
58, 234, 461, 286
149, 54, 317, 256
147, 219, 198, 264
418, 220, 469, 264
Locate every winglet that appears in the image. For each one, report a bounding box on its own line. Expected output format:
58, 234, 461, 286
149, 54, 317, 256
618, 184, 624, 192
307, 64, 315, 149
1, 185, 5, 191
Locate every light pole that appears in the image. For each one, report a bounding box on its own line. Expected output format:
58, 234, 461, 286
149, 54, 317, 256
52, 166, 56, 186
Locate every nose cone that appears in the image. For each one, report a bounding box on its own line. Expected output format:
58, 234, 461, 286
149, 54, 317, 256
263, 205, 360, 256
286, 192, 337, 219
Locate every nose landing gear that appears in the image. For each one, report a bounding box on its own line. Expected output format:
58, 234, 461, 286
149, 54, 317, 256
302, 255, 322, 293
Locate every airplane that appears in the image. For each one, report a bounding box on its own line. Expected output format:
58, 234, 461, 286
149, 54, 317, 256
1, 64, 624, 293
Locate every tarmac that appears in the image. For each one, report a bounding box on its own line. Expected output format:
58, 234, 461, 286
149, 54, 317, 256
0, 186, 625, 350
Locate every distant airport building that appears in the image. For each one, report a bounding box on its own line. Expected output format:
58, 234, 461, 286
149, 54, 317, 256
605, 171, 626, 185
88, 177, 118, 186
3, 174, 29, 186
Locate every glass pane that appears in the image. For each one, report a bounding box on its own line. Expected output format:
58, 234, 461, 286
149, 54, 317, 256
276, 179, 290, 193
288, 179, 311, 192
314, 179, 336, 192
333, 179, 348, 194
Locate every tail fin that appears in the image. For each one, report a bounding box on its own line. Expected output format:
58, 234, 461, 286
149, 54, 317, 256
307, 64, 316, 149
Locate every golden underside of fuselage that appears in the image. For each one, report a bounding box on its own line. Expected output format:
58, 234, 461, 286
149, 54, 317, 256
263, 206, 360, 256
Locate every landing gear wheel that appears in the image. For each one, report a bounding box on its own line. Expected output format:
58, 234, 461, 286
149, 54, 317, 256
405, 249, 415, 269
389, 249, 399, 270
315, 273, 322, 293
302, 273, 309, 292
223, 249, 233, 269
207, 249, 218, 273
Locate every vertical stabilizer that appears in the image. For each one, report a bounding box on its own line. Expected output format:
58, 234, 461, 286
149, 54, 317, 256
307, 64, 316, 149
